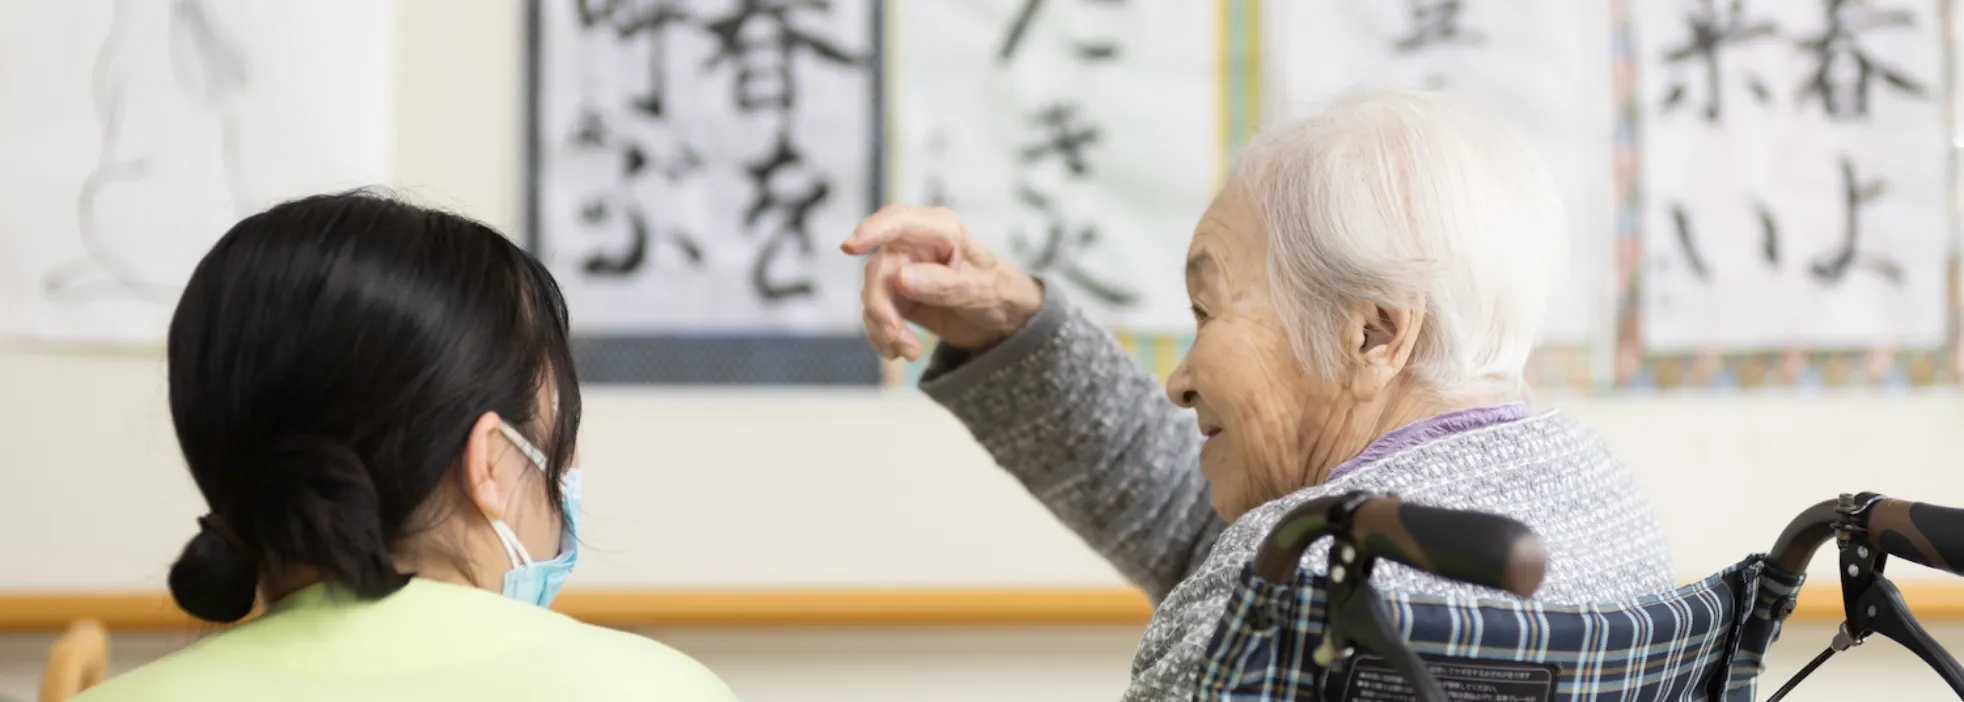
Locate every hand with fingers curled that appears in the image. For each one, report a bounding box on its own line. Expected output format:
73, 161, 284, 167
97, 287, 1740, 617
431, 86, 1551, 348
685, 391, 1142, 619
838, 205, 1045, 361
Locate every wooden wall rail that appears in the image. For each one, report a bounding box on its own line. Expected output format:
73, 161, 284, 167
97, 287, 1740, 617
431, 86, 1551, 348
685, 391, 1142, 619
3, 584, 1963, 632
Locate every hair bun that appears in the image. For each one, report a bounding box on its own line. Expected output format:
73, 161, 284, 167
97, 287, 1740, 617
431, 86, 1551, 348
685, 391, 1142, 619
168, 520, 259, 623
168, 436, 409, 623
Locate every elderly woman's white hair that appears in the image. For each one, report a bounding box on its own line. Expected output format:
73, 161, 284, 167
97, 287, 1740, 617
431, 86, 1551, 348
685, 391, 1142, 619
1237, 89, 1568, 398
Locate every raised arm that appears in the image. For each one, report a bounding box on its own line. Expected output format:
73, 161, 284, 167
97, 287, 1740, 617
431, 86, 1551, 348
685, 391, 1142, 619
843, 206, 1224, 600
922, 284, 1223, 600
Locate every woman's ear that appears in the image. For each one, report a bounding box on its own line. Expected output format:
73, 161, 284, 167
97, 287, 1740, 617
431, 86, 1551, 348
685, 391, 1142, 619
460, 411, 511, 520
1343, 301, 1425, 401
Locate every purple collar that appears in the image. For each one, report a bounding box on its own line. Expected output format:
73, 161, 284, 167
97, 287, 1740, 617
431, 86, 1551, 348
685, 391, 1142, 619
1323, 403, 1530, 483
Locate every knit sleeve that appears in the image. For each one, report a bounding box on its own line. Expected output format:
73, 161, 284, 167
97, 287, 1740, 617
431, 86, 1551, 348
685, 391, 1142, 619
919, 283, 1226, 602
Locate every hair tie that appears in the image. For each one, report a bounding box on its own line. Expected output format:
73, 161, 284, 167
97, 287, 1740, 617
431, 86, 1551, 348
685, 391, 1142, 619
197, 513, 252, 556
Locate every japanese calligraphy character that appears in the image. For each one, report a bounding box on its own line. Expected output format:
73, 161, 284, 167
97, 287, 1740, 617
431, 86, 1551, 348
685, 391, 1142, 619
998, 0, 1126, 64
1008, 102, 1134, 306
701, 0, 859, 112
552, 0, 875, 313
566, 105, 704, 276
1795, 0, 1926, 119
685, 0, 862, 302
576, 0, 691, 117
1665, 159, 1899, 286
1665, 200, 1778, 282
1012, 186, 1139, 306
1811, 156, 1900, 284
579, 203, 648, 274
1020, 103, 1101, 176
741, 133, 832, 300
1394, 0, 1483, 53
1658, 0, 1780, 122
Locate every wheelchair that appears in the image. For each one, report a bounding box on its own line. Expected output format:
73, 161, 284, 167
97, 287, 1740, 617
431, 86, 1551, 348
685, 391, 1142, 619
1194, 492, 1964, 701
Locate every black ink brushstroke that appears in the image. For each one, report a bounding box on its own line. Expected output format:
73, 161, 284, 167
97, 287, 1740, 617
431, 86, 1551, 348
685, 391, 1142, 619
1074, 43, 1118, 60
1012, 221, 1139, 307
623, 143, 648, 177
572, 107, 608, 146
1757, 201, 1780, 267
1811, 155, 1901, 284
1016, 184, 1053, 210
998, 0, 1046, 63
749, 179, 829, 301
584, 206, 650, 275
1393, 0, 1484, 53
1020, 103, 1101, 176
673, 230, 704, 264
738, 130, 833, 301
1669, 204, 1713, 281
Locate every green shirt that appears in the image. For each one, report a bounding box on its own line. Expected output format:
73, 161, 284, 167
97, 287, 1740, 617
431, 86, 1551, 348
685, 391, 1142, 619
77, 579, 738, 701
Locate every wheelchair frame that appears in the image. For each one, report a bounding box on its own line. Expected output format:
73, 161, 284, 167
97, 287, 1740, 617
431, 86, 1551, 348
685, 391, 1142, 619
1217, 491, 1964, 701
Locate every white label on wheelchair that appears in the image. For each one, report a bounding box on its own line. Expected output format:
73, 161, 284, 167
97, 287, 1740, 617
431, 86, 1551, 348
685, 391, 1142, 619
1338, 655, 1558, 702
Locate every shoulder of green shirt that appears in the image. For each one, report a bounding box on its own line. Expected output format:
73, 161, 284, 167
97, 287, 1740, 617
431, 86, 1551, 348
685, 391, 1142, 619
74, 580, 739, 701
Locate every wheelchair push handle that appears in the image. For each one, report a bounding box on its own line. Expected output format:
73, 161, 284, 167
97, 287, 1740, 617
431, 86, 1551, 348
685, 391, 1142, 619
1357, 500, 1549, 599
1770, 496, 1964, 578
1863, 498, 1964, 578
1254, 494, 1548, 599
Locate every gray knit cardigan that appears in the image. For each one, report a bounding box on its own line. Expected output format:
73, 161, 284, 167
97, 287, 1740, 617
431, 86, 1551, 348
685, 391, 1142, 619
920, 286, 1675, 702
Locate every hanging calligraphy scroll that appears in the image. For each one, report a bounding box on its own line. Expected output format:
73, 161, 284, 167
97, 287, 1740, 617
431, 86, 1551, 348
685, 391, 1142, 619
529, 0, 885, 383
887, 0, 1223, 333
1619, 0, 1959, 388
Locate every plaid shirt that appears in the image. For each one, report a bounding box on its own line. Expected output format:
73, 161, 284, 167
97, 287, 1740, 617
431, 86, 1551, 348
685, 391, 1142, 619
1195, 556, 1805, 701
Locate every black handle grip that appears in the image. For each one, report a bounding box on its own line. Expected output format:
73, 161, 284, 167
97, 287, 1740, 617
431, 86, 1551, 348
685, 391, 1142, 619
1252, 495, 1546, 598
1865, 498, 1964, 578
1351, 499, 1548, 599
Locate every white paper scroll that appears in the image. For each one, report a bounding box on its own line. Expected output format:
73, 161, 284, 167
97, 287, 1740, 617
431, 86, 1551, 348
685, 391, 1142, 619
1633, 0, 1950, 352
0, 0, 395, 346
888, 0, 1219, 333
1266, 0, 1617, 348
533, 0, 879, 335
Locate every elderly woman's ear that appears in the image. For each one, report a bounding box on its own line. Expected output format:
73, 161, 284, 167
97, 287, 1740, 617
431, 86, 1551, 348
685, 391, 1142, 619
1343, 301, 1425, 402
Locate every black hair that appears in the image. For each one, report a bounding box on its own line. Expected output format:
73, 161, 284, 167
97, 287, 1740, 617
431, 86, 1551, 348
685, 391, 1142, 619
165, 190, 582, 623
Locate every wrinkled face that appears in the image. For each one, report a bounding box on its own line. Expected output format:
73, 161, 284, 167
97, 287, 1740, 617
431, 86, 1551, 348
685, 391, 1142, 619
1166, 183, 1348, 520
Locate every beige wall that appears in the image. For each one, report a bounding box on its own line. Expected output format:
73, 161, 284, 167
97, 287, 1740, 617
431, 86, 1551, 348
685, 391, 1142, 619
6, 1, 1964, 700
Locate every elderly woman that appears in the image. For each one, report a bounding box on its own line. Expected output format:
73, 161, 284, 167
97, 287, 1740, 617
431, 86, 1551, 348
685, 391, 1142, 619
842, 89, 1673, 700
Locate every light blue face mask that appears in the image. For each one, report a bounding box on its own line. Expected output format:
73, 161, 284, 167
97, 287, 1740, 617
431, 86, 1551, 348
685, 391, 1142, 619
488, 422, 579, 607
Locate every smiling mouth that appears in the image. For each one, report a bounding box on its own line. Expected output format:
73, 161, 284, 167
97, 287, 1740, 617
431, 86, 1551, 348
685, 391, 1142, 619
1201, 426, 1223, 438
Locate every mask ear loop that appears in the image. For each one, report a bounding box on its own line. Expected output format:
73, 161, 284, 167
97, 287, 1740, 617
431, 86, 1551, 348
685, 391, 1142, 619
495, 422, 550, 473
488, 422, 552, 568
489, 519, 535, 568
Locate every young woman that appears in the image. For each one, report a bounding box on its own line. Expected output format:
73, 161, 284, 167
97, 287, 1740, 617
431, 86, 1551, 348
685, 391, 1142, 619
80, 192, 736, 701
